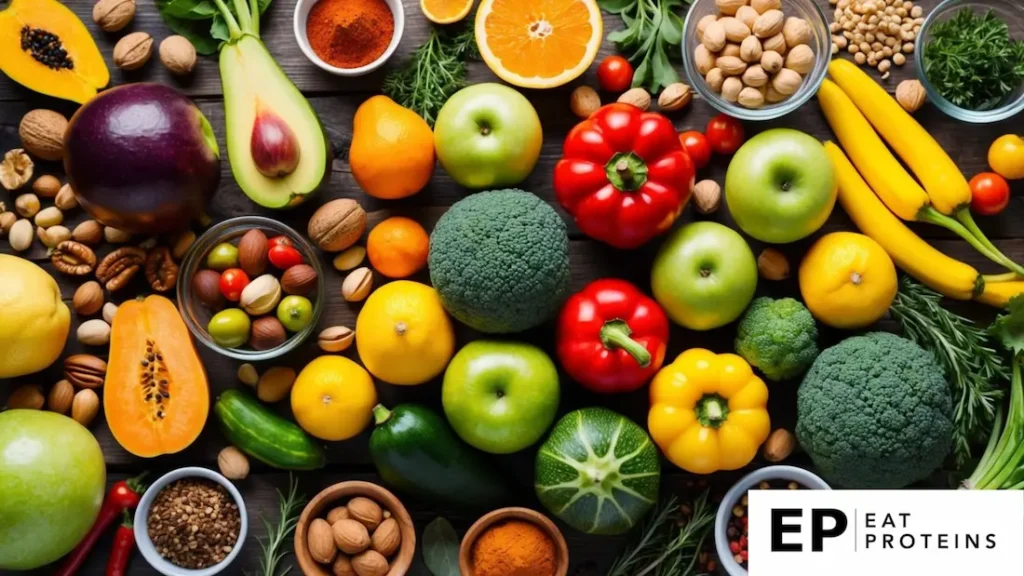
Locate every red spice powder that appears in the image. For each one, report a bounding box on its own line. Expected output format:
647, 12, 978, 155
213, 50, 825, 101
306, 0, 394, 69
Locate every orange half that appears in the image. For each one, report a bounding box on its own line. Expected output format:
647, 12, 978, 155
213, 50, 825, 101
421, 0, 474, 24
476, 0, 602, 89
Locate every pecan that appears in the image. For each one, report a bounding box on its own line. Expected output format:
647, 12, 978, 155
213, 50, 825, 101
96, 246, 147, 291
64, 354, 107, 389
51, 241, 97, 276
145, 246, 179, 292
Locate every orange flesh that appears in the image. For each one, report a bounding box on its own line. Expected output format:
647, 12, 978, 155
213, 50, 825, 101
422, 0, 472, 20
482, 0, 596, 78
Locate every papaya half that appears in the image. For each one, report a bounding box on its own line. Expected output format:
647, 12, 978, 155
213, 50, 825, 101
0, 0, 109, 103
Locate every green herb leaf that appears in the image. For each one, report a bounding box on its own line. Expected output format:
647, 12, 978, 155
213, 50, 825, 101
990, 295, 1024, 358
211, 14, 231, 43
598, 0, 636, 13
245, 474, 306, 576
156, 0, 223, 55
607, 491, 715, 576
422, 517, 460, 576
156, 0, 273, 53
602, 0, 688, 93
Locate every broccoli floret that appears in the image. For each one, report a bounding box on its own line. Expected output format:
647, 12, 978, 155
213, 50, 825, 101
428, 189, 571, 333
796, 332, 953, 488
734, 297, 819, 381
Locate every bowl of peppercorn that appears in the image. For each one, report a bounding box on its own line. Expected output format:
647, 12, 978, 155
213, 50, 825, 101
916, 0, 1024, 123
714, 465, 830, 575
293, 0, 405, 76
134, 467, 248, 576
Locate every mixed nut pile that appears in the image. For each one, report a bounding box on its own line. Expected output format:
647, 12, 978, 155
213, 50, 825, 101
306, 496, 403, 576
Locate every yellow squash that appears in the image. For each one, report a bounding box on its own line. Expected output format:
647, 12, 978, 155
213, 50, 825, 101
648, 349, 770, 475
976, 281, 1024, 308
825, 141, 980, 300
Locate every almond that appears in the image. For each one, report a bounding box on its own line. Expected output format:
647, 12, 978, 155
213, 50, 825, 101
763, 428, 797, 462
7, 385, 44, 410
308, 518, 338, 564
257, 366, 296, 403
350, 550, 388, 576
281, 264, 318, 296
370, 517, 400, 557
71, 389, 100, 427
327, 506, 351, 525
73, 281, 104, 316
333, 555, 357, 576
72, 220, 103, 245
347, 497, 382, 532
238, 229, 269, 276
48, 380, 75, 414
332, 519, 371, 555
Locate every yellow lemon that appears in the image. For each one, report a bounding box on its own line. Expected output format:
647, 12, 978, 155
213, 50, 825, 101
0, 254, 70, 377
291, 356, 376, 441
799, 232, 897, 329
356, 280, 455, 386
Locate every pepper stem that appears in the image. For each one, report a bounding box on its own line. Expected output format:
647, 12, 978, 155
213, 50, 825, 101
599, 319, 651, 368
605, 152, 649, 192
372, 404, 392, 426
121, 509, 134, 528
696, 395, 730, 429
125, 471, 149, 494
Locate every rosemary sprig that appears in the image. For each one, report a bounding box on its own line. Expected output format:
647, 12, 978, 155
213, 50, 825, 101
382, 24, 478, 126
247, 474, 306, 576
890, 277, 1008, 468
607, 491, 715, 576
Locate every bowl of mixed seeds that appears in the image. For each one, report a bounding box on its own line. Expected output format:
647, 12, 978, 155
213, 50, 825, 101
134, 467, 248, 576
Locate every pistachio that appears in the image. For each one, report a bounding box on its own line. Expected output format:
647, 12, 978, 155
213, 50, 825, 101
318, 326, 354, 353
8, 219, 33, 252
15, 193, 40, 218
692, 180, 722, 215
77, 319, 112, 346
657, 83, 692, 111
55, 184, 78, 210
333, 246, 366, 271
240, 274, 283, 315
342, 267, 373, 302
34, 206, 63, 228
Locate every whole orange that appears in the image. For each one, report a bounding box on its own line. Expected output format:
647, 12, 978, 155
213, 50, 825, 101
349, 96, 435, 199
367, 217, 430, 278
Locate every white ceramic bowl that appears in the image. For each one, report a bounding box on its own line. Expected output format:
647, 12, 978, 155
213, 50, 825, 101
134, 467, 248, 576
715, 465, 830, 575
293, 0, 405, 76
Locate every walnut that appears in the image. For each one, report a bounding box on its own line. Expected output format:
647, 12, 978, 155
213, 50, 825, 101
896, 79, 926, 113
0, 149, 33, 190
113, 32, 153, 71
145, 246, 179, 292
159, 35, 197, 76
93, 0, 136, 32
51, 241, 97, 276
96, 247, 147, 291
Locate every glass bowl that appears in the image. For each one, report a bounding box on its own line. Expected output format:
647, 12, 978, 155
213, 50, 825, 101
915, 0, 1024, 123
683, 0, 831, 121
177, 216, 325, 361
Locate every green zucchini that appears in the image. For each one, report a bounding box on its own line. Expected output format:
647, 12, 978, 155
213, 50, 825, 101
214, 389, 325, 470
369, 403, 508, 509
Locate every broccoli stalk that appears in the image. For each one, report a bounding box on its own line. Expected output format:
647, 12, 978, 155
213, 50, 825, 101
963, 295, 1024, 489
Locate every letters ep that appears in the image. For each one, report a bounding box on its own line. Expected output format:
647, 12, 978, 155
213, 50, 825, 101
771, 508, 848, 552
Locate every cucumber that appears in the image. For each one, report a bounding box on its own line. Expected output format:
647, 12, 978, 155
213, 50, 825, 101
369, 403, 508, 509
214, 389, 325, 470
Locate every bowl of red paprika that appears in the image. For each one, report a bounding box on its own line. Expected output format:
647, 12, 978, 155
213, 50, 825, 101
459, 507, 569, 576
293, 0, 404, 76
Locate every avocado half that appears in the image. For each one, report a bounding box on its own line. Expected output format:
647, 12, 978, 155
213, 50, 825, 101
220, 36, 331, 209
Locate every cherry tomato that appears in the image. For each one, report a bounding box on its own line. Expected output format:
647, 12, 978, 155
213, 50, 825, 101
268, 244, 303, 270
970, 172, 1011, 216
267, 236, 293, 250
219, 268, 250, 302
597, 56, 634, 92
705, 114, 745, 155
678, 130, 712, 170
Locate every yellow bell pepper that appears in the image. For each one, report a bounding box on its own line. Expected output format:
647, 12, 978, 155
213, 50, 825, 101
648, 349, 770, 474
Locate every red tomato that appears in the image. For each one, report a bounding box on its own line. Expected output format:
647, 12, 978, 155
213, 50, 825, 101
267, 236, 293, 250
596, 56, 634, 92
970, 172, 1011, 216
705, 114, 745, 155
678, 130, 712, 170
219, 268, 250, 302
268, 245, 303, 270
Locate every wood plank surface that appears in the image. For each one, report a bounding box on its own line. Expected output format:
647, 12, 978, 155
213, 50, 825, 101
1, 0, 1020, 574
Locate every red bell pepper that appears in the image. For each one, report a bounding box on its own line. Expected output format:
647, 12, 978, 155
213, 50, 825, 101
554, 103, 695, 249
556, 279, 670, 393
55, 472, 147, 576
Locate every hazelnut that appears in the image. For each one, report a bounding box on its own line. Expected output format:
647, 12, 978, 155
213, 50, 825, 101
692, 180, 721, 214
113, 32, 154, 71
281, 264, 318, 296
73, 281, 105, 316
569, 86, 600, 119
332, 519, 371, 555
758, 248, 790, 280
192, 269, 225, 309
218, 446, 250, 480
159, 35, 197, 75
250, 317, 287, 351
15, 193, 40, 218
238, 229, 269, 277
308, 518, 338, 564
896, 79, 925, 113
308, 199, 366, 252
347, 497, 383, 532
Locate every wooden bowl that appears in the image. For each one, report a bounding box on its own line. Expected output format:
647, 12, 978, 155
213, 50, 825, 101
294, 481, 415, 576
458, 507, 569, 576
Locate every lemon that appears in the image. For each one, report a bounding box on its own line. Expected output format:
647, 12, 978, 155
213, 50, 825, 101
0, 255, 70, 377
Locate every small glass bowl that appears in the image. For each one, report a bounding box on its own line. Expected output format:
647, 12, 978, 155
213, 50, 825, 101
683, 0, 831, 121
915, 0, 1024, 123
177, 216, 324, 361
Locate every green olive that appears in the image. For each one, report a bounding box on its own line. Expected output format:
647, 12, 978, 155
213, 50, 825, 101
277, 296, 313, 332
207, 243, 239, 271
208, 308, 251, 348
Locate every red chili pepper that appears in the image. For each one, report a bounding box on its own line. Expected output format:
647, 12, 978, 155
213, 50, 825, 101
554, 103, 696, 249
556, 279, 670, 394
106, 510, 135, 576
55, 472, 147, 576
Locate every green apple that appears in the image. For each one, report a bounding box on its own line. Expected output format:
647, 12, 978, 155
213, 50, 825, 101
442, 340, 559, 454
651, 221, 757, 331
0, 410, 106, 570
434, 83, 543, 189
725, 128, 837, 244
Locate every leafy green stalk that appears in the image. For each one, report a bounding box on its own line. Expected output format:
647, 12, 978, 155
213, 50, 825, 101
156, 0, 272, 55
246, 474, 306, 576
382, 24, 478, 126
964, 295, 1024, 489
599, 0, 688, 93
606, 491, 714, 576
890, 277, 1007, 468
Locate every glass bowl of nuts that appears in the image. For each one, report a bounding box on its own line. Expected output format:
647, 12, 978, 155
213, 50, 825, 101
683, 0, 831, 120
915, 0, 1024, 123
177, 216, 325, 361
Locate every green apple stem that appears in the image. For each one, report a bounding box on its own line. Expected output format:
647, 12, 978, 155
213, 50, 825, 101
600, 319, 651, 368
372, 404, 392, 426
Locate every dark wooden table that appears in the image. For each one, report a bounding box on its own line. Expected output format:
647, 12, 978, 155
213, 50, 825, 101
1, 0, 1020, 574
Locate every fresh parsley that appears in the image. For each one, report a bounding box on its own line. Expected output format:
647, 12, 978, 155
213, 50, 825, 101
599, 0, 688, 93
381, 25, 478, 126
923, 8, 1024, 111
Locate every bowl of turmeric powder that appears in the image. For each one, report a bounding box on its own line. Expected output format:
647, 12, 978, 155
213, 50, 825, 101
459, 507, 569, 576
293, 0, 404, 76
